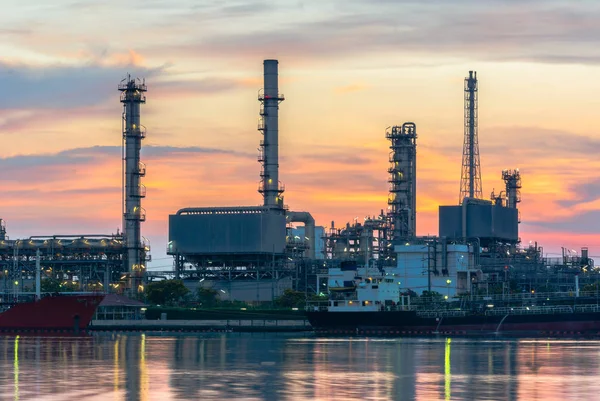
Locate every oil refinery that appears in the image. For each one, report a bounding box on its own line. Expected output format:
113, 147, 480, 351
0, 60, 595, 302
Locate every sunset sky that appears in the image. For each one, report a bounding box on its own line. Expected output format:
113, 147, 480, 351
2, 0, 600, 268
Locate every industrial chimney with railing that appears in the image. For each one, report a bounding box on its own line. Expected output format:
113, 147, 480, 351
258, 60, 286, 209
119, 75, 149, 295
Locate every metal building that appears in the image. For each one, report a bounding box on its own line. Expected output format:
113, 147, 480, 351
439, 199, 519, 245
168, 207, 286, 263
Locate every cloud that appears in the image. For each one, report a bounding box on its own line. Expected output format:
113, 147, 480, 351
287, 169, 386, 194
0, 144, 248, 167
151, 78, 245, 97
0, 28, 31, 36
558, 179, 600, 209
428, 126, 600, 167
0, 107, 115, 132
0, 145, 251, 184
0, 61, 156, 109
334, 84, 369, 94
143, 145, 252, 159
525, 211, 600, 234
299, 151, 373, 166
146, 1, 600, 66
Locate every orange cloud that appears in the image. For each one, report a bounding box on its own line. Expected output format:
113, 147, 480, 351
105, 49, 146, 67
333, 83, 369, 94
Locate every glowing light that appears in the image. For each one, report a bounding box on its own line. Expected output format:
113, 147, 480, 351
114, 337, 120, 392
140, 334, 148, 400
445, 338, 451, 400
14, 335, 19, 401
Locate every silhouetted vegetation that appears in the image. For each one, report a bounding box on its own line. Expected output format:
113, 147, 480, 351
145, 280, 190, 306
197, 287, 220, 307
40, 278, 79, 292
274, 289, 306, 308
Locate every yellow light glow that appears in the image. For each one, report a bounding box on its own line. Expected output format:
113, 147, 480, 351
14, 335, 19, 401
445, 338, 451, 400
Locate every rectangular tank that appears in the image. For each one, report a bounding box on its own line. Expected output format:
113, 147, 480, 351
168, 207, 286, 258
439, 201, 518, 243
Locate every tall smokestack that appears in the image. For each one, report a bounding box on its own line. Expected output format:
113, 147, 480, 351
258, 60, 285, 208
119, 75, 147, 296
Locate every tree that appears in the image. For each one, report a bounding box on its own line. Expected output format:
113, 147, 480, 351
41, 278, 61, 293
275, 289, 306, 308
197, 288, 220, 307
145, 280, 190, 306
41, 278, 78, 292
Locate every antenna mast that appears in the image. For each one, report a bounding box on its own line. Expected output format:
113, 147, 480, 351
459, 71, 482, 204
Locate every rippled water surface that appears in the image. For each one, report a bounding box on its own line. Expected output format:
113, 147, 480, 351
0, 333, 599, 400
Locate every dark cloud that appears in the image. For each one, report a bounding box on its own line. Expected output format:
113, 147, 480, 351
143, 145, 253, 159
286, 169, 387, 193
150, 1, 600, 66
0, 145, 252, 180
190, 1, 272, 17
0, 59, 251, 111
557, 178, 600, 209
524, 210, 600, 234
0, 106, 116, 132
151, 78, 244, 97
0, 62, 157, 109
429, 126, 600, 161
298, 152, 374, 166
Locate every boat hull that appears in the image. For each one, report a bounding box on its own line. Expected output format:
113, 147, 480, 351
306, 310, 600, 336
0, 294, 104, 332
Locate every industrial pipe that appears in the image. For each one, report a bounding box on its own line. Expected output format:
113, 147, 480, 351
287, 211, 316, 260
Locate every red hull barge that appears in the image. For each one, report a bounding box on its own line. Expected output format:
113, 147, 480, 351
0, 294, 104, 332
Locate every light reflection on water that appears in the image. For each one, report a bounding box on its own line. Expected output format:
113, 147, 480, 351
0, 334, 599, 400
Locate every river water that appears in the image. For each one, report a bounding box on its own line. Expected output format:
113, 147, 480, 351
0, 333, 597, 400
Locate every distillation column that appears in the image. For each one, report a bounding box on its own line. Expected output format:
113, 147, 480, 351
386, 122, 417, 244
119, 76, 147, 295
459, 71, 482, 204
258, 60, 285, 208
502, 169, 521, 209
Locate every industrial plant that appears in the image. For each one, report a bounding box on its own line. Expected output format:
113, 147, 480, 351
0, 75, 150, 300
0, 60, 594, 302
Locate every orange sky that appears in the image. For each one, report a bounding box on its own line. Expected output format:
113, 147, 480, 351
1, 1, 600, 267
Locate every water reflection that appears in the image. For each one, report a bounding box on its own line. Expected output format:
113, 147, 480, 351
14, 336, 19, 401
1, 334, 600, 400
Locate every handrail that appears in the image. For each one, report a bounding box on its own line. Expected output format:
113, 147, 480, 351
456, 291, 600, 302
485, 305, 575, 316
